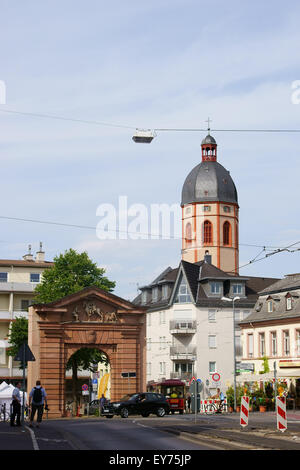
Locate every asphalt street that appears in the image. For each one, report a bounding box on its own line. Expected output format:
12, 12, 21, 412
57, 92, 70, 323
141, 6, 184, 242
1, 410, 300, 452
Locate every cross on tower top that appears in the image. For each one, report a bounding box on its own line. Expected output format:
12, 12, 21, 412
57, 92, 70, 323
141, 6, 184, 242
205, 117, 212, 133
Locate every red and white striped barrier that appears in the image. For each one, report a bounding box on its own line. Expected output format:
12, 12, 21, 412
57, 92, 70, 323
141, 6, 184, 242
276, 396, 287, 432
240, 396, 249, 427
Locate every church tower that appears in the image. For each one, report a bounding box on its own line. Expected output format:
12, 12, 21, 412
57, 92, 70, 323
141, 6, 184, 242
181, 131, 239, 274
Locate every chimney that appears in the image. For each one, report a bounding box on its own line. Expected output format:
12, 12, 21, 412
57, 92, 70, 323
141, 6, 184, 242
204, 250, 212, 264
35, 242, 45, 263
23, 244, 34, 261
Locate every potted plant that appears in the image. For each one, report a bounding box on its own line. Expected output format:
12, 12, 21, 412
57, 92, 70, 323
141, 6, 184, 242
225, 386, 234, 412
258, 396, 267, 412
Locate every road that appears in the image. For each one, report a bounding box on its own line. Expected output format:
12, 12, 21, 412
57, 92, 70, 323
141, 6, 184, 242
2, 411, 300, 452
37, 417, 217, 450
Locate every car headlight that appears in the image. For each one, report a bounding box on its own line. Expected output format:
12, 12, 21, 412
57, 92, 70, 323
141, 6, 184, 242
113, 403, 121, 408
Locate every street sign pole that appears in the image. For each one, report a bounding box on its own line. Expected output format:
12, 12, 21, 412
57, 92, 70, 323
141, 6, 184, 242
22, 343, 26, 424
194, 380, 197, 424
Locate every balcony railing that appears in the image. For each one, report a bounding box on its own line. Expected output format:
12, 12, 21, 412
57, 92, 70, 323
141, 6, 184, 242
170, 372, 194, 381
169, 320, 196, 334
170, 345, 196, 361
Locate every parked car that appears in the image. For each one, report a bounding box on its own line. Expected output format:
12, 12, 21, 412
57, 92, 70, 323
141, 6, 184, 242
101, 392, 170, 418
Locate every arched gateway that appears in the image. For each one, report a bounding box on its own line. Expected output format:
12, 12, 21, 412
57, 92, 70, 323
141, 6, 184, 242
27, 287, 146, 418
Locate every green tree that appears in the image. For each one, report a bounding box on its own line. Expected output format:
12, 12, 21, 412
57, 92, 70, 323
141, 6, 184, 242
34, 248, 115, 304
7, 317, 28, 368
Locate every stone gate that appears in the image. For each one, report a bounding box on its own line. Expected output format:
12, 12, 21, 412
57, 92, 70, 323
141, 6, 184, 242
27, 286, 146, 418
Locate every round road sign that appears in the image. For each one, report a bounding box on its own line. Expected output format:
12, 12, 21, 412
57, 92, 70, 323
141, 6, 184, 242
82, 384, 88, 391
212, 373, 221, 382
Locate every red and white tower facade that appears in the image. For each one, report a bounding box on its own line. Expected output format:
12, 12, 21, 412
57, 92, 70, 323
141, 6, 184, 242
181, 131, 239, 274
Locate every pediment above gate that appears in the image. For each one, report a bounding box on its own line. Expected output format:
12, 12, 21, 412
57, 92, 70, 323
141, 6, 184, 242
33, 286, 146, 324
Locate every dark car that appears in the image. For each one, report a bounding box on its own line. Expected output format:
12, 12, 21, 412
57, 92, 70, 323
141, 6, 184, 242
101, 392, 170, 418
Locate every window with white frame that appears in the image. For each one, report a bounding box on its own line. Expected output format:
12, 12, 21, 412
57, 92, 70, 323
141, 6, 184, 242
30, 273, 40, 283
209, 361, 216, 374
248, 334, 254, 358
233, 284, 243, 295
152, 287, 158, 302
159, 362, 166, 375
0, 272, 8, 283
208, 309, 216, 322
271, 332, 277, 356
208, 335, 217, 349
283, 330, 290, 356
141, 291, 147, 304
174, 275, 192, 303
159, 311, 166, 325
259, 333, 265, 356
297, 330, 300, 356
267, 300, 273, 313
162, 285, 168, 300
159, 337, 167, 350
286, 296, 292, 311
0, 346, 6, 365
210, 282, 221, 294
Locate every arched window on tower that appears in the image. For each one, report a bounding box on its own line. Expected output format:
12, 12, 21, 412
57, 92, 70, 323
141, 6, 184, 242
185, 222, 192, 245
223, 221, 231, 246
203, 220, 213, 245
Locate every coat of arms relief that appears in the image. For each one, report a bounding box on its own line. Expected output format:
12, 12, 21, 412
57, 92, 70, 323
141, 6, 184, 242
71, 302, 118, 323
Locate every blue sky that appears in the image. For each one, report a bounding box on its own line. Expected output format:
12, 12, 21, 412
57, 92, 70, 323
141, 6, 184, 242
0, 0, 300, 299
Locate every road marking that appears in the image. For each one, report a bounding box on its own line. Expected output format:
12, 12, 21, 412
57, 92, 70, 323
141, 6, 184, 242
25, 425, 39, 450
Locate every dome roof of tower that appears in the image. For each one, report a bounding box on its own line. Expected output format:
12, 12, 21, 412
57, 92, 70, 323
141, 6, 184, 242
201, 134, 217, 145
181, 161, 238, 206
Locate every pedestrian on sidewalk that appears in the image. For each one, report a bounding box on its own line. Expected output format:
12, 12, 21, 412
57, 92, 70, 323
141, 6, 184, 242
99, 394, 107, 414
10, 382, 22, 426
186, 393, 191, 413
29, 380, 48, 428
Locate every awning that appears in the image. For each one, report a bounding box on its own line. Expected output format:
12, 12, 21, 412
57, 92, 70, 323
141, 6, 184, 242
0, 340, 10, 348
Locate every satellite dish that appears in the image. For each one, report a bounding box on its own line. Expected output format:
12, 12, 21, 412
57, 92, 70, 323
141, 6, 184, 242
132, 129, 156, 143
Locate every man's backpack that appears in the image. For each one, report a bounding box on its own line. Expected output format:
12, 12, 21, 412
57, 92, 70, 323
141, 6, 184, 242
33, 387, 43, 403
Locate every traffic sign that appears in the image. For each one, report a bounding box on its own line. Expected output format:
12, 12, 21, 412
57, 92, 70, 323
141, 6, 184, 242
82, 384, 89, 391
212, 373, 221, 382
14, 342, 35, 362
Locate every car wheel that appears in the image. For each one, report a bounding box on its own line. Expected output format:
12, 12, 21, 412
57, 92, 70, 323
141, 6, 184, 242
120, 407, 129, 418
141, 412, 150, 417
105, 415, 114, 419
156, 407, 166, 418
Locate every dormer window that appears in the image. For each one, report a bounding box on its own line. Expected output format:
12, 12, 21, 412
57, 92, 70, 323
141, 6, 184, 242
162, 284, 168, 300
286, 295, 292, 311
141, 291, 147, 304
152, 287, 158, 302
233, 283, 242, 295
267, 300, 273, 313
210, 282, 221, 294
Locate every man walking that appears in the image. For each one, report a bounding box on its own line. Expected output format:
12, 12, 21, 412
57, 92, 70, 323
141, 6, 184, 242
10, 382, 22, 426
29, 380, 48, 428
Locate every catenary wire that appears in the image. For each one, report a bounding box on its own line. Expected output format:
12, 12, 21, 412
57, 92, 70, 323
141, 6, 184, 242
0, 214, 298, 251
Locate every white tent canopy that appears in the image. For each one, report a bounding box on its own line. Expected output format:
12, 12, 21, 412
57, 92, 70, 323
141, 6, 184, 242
0, 383, 27, 414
